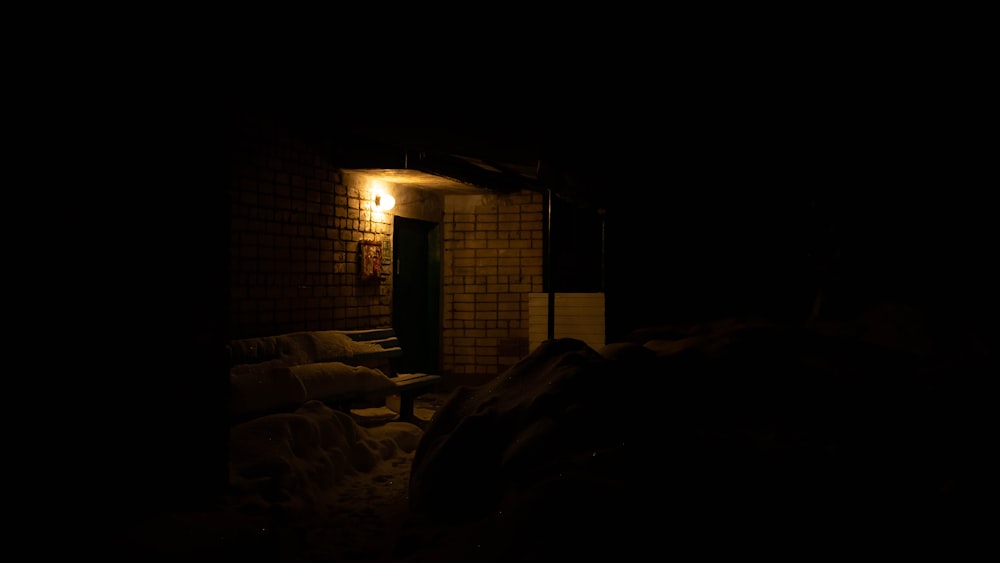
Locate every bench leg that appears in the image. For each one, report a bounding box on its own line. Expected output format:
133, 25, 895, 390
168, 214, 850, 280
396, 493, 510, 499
398, 393, 415, 422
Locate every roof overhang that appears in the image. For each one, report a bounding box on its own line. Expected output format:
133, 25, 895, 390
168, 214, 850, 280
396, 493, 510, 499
336, 128, 544, 196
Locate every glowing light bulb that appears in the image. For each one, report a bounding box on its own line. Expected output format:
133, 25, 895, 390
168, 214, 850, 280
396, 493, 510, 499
375, 194, 395, 211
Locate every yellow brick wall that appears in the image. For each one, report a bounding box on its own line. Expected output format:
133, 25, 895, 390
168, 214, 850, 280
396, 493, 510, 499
231, 114, 392, 338
441, 191, 546, 381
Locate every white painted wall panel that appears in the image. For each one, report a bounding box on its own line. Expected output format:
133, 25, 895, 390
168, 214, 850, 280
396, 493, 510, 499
528, 293, 605, 352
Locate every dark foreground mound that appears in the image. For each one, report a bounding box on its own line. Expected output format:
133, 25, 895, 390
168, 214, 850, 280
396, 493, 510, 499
394, 320, 977, 561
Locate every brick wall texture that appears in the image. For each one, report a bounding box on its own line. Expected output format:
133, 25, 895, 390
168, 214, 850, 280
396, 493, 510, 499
442, 193, 545, 379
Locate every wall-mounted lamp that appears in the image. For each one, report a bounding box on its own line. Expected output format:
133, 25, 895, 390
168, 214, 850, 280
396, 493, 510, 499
374, 194, 396, 212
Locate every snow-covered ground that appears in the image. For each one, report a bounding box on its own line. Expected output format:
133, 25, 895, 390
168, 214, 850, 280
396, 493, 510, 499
125, 312, 982, 560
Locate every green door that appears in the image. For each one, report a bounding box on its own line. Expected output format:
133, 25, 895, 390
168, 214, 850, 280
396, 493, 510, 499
392, 216, 441, 374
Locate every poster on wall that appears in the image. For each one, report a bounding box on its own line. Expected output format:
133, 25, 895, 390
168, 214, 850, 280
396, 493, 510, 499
360, 240, 382, 282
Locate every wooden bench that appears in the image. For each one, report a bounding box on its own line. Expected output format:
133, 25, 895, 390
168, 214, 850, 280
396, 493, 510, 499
335, 328, 442, 422
228, 327, 442, 424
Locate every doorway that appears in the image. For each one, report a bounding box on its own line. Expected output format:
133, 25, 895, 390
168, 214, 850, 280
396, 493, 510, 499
392, 216, 441, 374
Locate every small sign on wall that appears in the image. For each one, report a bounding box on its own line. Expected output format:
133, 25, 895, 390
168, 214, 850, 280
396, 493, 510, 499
360, 240, 382, 282
382, 238, 392, 264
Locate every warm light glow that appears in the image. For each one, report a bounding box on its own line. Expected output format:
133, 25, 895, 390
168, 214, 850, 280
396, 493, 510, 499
374, 194, 395, 211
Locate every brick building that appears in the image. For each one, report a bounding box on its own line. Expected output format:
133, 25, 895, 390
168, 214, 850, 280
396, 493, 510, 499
231, 112, 603, 389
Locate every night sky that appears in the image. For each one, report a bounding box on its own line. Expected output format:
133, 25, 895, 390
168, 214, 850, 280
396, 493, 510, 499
524, 112, 990, 337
